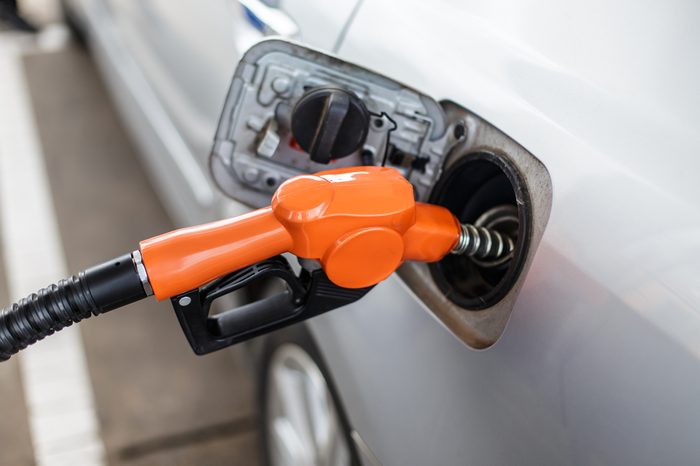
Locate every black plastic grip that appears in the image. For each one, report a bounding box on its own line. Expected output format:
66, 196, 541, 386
171, 256, 373, 355
211, 291, 298, 338
0, 253, 147, 361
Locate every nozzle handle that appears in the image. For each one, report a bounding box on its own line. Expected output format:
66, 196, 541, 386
170, 256, 372, 355
140, 207, 293, 300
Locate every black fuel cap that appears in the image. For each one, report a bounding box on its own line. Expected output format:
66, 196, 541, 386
291, 87, 370, 164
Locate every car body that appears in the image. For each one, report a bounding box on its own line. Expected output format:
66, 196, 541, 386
66, 0, 700, 464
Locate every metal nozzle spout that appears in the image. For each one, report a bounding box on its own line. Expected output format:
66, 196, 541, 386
451, 223, 514, 263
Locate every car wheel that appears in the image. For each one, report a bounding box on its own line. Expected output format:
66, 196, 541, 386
258, 325, 359, 466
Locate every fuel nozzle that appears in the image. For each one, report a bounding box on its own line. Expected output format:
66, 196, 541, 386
0, 166, 515, 360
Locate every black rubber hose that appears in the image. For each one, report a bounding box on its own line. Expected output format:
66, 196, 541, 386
0, 253, 147, 361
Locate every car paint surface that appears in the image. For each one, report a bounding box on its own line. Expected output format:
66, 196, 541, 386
311, 0, 700, 464
70, 0, 700, 464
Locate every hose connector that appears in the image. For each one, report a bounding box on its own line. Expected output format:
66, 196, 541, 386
0, 253, 147, 361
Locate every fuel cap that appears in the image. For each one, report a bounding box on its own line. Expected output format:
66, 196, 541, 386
291, 87, 370, 164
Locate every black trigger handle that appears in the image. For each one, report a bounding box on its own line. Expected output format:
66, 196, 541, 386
170, 256, 373, 355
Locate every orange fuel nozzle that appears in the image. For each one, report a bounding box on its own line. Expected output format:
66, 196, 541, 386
0, 166, 516, 360
139, 166, 461, 300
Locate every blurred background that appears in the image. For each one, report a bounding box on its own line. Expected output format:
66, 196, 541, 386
0, 1, 261, 464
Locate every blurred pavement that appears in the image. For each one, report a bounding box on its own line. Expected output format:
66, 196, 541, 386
0, 28, 261, 466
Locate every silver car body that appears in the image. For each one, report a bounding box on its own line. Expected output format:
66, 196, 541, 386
69, 0, 700, 464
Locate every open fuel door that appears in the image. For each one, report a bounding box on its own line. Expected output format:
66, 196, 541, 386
209, 39, 552, 348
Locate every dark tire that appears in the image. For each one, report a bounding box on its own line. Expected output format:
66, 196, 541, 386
257, 324, 360, 466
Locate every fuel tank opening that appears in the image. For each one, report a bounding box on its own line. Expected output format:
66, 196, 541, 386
430, 152, 531, 310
